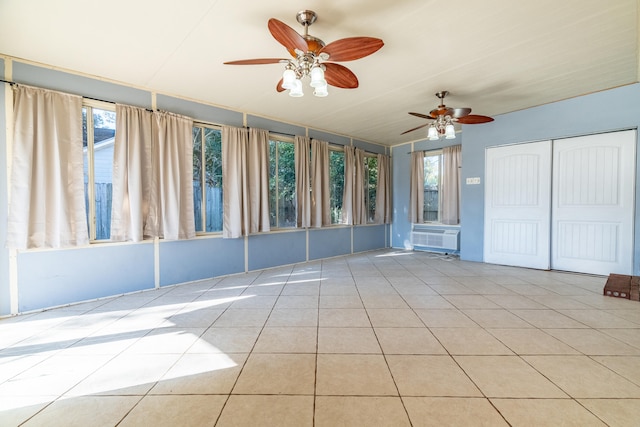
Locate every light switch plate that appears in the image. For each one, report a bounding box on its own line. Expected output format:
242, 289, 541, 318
466, 177, 481, 185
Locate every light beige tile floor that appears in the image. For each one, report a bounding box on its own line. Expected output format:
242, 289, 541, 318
1, 249, 639, 426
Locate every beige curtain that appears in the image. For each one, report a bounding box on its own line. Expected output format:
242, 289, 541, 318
7, 85, 88, 249
147, 111, 195, 240
222, 126, 248, 238
294, 135, 311, 228
353, 148, 367, 225
310, 139, 330, 227
409, 151, 425, 223
374, 153, 391, 224
341, 145, 355, 225
442, 144, 462, 225
222, 126, 270, 237
111, 104, 152, 242
247, 128, 271, 233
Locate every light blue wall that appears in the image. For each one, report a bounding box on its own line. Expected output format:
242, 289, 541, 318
248, 231, 307, 270
309, 129, 350, 146
309, 227, 352, 260
354, 139, 386, 155
391, 134, 463, 249
17, 245, 155, 312
460, 83, 640, 275
353, 225, 387, 252
158, 94, 243, 127
159, 238, 245, 286
0, 58, 9, 315
247, 115, 306, 136
13, 62, 151, 108
391, 147, 411, 249
0, 59, 389, 315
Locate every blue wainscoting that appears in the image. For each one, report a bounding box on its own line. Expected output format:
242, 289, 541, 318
159, 237, 246, 287
17, 244, 155, 312
353, 225, 387, 253
248, 231, 307, 271
308, 227, 352, 260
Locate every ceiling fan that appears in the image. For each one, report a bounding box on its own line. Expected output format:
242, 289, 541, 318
402, 91, 494, 139
224, 10, 384, 97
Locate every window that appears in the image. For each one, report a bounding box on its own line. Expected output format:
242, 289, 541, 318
423, 150, 443, 222
329, 147, 344, 224
193, 125, 223, 233
83, 103, 116, 241
269, 138, 296, 228
364, 155, 378, 223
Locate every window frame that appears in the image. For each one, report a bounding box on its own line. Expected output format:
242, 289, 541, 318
268, 134, 296, 230
363, 152, 378, 224
423, 148, 443, 223
192, 121, 223, 235
83, 99, 116, 242
328, 144, 345, 225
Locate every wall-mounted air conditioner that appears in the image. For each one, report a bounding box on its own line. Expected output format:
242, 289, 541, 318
412, 229, 460, 251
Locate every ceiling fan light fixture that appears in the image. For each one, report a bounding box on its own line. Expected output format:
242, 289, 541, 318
445, 123, 456, 139
282, 68, 296, 89
289, 79, 304, 97
402, 91, 494, 138
313, 82, 328, 97
310, 65, 326, 88
224, 11, 384, 99
428, 126, 439, 140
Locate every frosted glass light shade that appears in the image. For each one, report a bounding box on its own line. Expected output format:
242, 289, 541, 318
445, 124, 456, 139
289, 79, 304, 97
310, 66, 326, 88
314, 82, 328, 97
428, 126, 439, 140
282, 69, 296, 89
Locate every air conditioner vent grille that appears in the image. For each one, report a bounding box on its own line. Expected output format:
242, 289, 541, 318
412, 229, 459, 251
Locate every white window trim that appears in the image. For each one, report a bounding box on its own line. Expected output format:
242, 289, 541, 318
269, 135, 296, 230
193, 123, 223, 236
423, 149, 443, 224
83, 101, 116, 242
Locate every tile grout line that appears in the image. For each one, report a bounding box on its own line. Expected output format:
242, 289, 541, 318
364, 255, 418, 426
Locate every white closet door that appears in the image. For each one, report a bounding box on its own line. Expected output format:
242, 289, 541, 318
551, 130, 635, 275
484, 141, 552, 269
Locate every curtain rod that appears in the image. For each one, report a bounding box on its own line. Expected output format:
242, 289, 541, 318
3, 78, 386, 154
245, 126, 297, 139
407, 145, 461, 154
1, 79, 155, 111
1, 78, 113, 104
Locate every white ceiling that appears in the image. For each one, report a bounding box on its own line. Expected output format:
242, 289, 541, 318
1, 0, 638, 146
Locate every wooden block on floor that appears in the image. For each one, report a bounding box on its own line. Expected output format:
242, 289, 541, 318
603, 274, 631, 299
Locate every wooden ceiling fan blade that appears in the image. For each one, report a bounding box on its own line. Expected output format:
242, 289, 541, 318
319, 37, 384, 61
409, 112, 434, 120
324, 63, 359, 88
456, 114, 494, 124
276, 78, 285, 92
268, 18, 308, 53
224, 58, 287, 65
401, 123, 429, 135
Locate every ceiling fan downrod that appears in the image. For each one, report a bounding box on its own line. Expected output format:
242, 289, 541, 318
296, 10, 317, 37
435, 90, 449, 108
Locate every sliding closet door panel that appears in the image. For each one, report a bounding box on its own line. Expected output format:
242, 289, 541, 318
551, 130, 635, 275
484, 141, 552, 269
